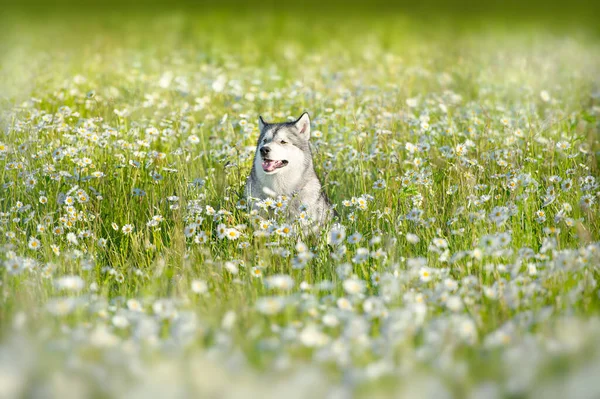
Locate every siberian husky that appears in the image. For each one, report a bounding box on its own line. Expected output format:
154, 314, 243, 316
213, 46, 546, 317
244, 112, 334, 229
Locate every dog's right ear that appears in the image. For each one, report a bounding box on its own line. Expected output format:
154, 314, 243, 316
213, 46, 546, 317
258, 115, 267, 131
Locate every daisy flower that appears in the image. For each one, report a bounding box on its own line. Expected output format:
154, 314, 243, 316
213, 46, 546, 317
184, 224, 197, 238
343, 277, 366, 295
28, 237, 41, 250
122, 224, 134, 234
191, 280, 208, 294
225, 228, 241, 240
419, 267, 432, 282
328, 224, 346, 245
373, 179, 386, 190
276, 224, 292, 237
347, 232, 363, 244
216, 224, 228, 239
251, 267, 263, 278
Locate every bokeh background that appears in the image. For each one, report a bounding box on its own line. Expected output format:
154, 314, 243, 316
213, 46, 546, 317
2, 0, 599, 105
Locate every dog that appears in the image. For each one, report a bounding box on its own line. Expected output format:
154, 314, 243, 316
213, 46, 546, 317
244, 112, 334, 230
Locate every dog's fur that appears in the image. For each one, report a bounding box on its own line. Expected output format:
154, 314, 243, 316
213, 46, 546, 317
245, 113, 334, 228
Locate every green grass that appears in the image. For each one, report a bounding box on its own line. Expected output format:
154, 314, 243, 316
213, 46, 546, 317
1, 8, 600, 398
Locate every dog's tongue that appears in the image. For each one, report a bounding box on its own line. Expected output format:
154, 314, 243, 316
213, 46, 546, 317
262, 160, 282, 172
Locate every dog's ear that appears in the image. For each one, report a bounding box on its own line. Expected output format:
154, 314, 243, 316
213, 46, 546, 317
258, 115, 267, 131
294, 112, 311, 138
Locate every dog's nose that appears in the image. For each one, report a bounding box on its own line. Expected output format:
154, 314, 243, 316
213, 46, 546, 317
260, 147, 270, 157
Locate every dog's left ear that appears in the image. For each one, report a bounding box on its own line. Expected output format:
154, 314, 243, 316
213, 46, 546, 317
294, 112, 311, 138
258, 115, 267, 131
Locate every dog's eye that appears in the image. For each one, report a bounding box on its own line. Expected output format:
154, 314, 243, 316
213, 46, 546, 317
280, 140, 287, 144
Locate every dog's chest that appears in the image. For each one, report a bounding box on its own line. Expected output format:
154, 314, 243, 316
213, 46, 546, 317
257, 171, 302, 196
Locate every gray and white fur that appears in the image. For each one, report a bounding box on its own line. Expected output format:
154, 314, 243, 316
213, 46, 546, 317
245, 112, 334, 229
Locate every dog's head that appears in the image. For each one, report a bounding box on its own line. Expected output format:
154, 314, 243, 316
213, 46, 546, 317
254, 112, 312, 175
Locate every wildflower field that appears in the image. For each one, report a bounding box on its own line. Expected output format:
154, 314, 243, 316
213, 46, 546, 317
1, 6, 600, 398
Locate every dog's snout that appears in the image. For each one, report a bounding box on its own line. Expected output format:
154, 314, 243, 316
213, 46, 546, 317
260, 146, 270, 157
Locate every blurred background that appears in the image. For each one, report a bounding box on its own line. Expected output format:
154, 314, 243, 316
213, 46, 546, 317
2, 0, 600, 26
2, 0, 599, 45
1, 0, 598, 103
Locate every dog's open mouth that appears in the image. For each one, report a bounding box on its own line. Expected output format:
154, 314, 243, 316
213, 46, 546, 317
262, 159, 288, 172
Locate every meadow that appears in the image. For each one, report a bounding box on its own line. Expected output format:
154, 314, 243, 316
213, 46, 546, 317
1, 7, 600, 398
